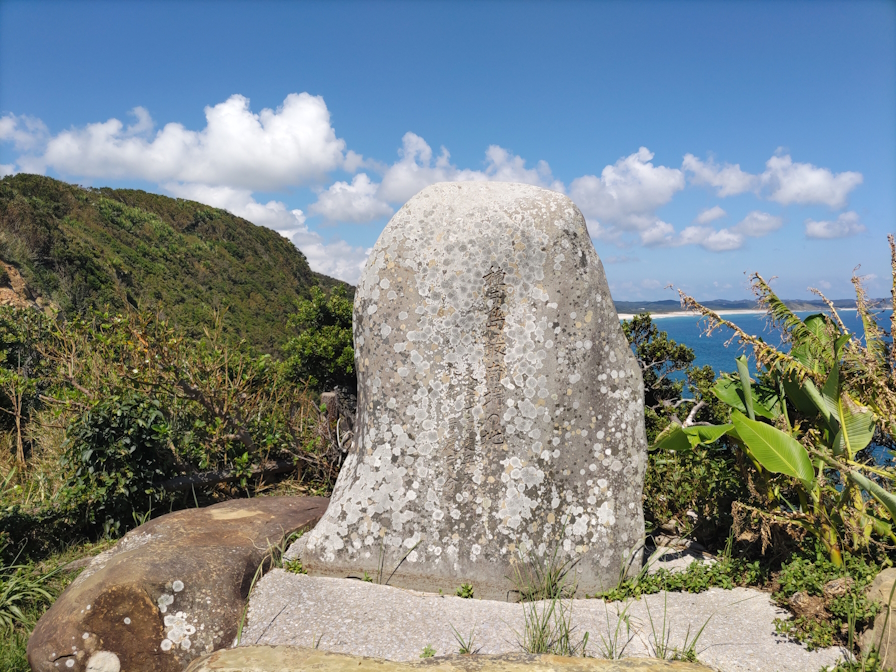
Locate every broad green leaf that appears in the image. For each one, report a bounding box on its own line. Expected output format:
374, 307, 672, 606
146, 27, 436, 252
835, 392, 876, 458
821, 363, 840, 420
752, 383, 783, 420
730, 410, 814, 483
735, 355, 755, 421
712, 377, 747, 414
834, 332, 850, 357
846, 470, 896, 525
782, 374, 821, 419
803, 314, 833, 348
802, 377, 834, 425
650, 424, 691, 453
713, 375, 777, 420
683, 424, 734, 445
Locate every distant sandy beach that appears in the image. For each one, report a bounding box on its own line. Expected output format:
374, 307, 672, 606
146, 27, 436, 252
616, 307, 859, 320
616, 309, 766, 320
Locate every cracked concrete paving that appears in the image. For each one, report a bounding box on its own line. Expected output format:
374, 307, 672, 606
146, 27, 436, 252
239, 570, 844, 672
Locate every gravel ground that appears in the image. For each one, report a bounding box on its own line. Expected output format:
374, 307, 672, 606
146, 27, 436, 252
240, 571, 845, 672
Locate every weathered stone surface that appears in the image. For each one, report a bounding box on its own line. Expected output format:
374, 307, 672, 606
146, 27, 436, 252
186, 646, 712, 672
28, 497, 328, 672
292, 182, 647, 599
861, 567, 896, 667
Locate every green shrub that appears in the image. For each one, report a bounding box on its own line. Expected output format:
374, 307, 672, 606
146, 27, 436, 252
644, 442, 744, 543
598, 550, 766, 602
60, 392, 175, 536
622, 313, 739, 546
772, 547, 881, 650
283, 284, 355, 392
671, 261, 896, 566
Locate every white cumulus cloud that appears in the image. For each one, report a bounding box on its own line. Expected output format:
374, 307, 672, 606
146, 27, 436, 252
700, 228, 744, 252
375, 132, 562, 205
732, 211, 783, 237
0, 113, 49, 152
805, 211, 865, 239
569, 147, 685, 233
309, 173, 394, 223
761, 155, 863, 209
39, 93, 349, 191
684, 152, 863, 209
682, 155, 757, 197
695, 206, 727, 224
639, 220, 676, 247
643, 223, 744, 252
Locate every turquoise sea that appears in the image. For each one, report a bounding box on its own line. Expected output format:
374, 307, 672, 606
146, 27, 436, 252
621, 308, 894, 461
622, 309, 894, 377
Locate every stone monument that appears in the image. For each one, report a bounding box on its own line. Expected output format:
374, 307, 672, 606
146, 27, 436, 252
291, 182, 647, 598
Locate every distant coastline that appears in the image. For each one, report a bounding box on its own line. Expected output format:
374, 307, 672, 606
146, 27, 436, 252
617, 307, 862, 320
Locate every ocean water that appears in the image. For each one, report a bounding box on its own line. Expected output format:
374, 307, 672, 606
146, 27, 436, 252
620, 308, 894, 462
622, 309, 894, 377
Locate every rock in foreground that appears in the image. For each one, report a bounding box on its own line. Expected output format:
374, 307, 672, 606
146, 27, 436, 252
293, 182, 647, 598
28, 497, 328, 672
186, 646, 712, 672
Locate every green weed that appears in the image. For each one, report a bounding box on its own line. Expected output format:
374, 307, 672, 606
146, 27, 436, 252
450, 623, 479, 654
420, 644, 436, 658
594, 601, 633, 659
509, 541, 589, 657
455, 583, 474, 599
644, 592, 711, 662
772, 548, 880, 651
598, 553, 765, 602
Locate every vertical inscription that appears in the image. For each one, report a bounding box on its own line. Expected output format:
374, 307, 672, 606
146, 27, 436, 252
443, 267, 508, 498
481, 266, 507, 445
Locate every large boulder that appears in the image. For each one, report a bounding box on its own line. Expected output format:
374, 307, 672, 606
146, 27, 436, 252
28, 497, 328, 672
861, 567, 896, 667
292, 182, 647, 598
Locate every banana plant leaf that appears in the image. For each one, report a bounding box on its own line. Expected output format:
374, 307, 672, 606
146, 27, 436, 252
736, 355, 755, 420
650, 424, 691, 453
846, 469, 896, 525
685, 424, 734, 445
650, 423, 734, 452
782, 373, 822, 419
730, 410, 814, 484
712, 376, 777, 420
834, 392, 877, 458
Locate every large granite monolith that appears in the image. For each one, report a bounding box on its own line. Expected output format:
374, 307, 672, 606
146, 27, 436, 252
291, 182, 647, 598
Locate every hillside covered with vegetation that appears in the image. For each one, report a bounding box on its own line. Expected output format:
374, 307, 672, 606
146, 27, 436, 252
0, 174, 346, 353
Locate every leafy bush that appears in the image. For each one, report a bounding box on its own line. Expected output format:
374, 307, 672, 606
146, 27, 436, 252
664, 257, 896, 565
622, 313, 743, 545
644, 444, 745, 543
61, 392, 175, 536
283, 284, 355, 392
772, 546, 881, 650
598, 550, 766, 601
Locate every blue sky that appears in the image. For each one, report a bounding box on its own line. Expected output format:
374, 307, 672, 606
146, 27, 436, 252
1, 0, 893, 301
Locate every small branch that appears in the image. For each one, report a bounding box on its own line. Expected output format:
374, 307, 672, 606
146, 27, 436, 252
38, 394, 89, 410
683, 400, 706, 427
64, 377, 94, 399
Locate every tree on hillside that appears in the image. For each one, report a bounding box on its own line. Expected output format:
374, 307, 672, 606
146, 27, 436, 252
283, 284, 355, 393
